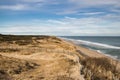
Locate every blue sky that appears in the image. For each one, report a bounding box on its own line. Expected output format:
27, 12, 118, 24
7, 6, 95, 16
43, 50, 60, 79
0, 0, 120, 36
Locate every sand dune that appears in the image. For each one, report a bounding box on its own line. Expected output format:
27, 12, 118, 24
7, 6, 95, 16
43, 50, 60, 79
0, 35, 119, 80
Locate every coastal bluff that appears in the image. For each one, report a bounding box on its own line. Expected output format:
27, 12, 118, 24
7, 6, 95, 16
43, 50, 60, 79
0, 34, 120, 80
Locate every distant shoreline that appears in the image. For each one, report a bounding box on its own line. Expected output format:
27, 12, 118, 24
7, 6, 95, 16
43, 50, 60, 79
60, 36, 120, 60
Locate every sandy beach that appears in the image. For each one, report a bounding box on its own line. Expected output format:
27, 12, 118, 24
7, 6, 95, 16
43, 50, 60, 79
0, 35, 120, 80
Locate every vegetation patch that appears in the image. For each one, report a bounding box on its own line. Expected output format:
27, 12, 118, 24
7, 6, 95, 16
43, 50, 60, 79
80, 57, 120, 80
56, 75, 74, 80
0, 55, 39, 78
0, 70, 12, 80
0, 48, 20, 52
15, 40, 33, 45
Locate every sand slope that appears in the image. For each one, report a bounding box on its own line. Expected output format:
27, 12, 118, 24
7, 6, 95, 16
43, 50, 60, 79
0, 35, 119, 80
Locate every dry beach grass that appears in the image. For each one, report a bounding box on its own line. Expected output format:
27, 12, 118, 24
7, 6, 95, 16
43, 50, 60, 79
0, 34, 119, 80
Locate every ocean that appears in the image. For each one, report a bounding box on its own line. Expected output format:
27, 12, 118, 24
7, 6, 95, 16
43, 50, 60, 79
61, 36, 120, 60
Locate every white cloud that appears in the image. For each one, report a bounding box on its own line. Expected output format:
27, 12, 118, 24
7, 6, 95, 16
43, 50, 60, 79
0, 0, 62, 11
0, 0, 119, 36
56, 9, 79, 15
1, 15, 120, 36
21, 0, 45, 2
0, 0, 120, 14
56, 0, 120, 15
69, 0, 120, 7
0, 4, 28, 10
77, 12, 105, 15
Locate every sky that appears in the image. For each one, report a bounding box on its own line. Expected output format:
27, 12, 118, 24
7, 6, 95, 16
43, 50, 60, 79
0, 0, 120, 36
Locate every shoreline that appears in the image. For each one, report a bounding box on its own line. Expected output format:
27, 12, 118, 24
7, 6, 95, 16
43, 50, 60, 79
62, 37, 120, 71
61, 37, 120, 61
61, 37, 120, 79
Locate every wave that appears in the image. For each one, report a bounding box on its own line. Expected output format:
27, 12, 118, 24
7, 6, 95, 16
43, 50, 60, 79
77, 39, 120, 49
61, 37, 120, 49
60, 37, 120, 60
91, 49, 119, 59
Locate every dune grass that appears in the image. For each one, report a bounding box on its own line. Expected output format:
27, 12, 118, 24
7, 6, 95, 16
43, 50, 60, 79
0, 48, 20, 53
0, 54, 39, 79
80, 57, 120, 80
0, 34, 120, 80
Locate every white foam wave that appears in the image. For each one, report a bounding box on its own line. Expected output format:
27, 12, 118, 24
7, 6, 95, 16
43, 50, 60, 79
77, 39, 120, 49
61, 37, 120, 49
96, 50, 102, 53
61, 37, 120, 60
90, 49, 119, 59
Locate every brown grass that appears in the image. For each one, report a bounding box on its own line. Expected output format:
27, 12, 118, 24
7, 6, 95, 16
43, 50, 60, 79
0, 70, 12, 80
0, 34, 120, 80
80, 57, 120, 80
56, 75, 74, 80
0, 48, 20, 52
0, 55, 39, 79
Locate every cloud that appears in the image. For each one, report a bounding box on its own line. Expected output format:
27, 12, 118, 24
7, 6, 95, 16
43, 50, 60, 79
0, 0, 54, 11
56, 0, 120, 15
1, 15, 120, 36
69, 0, 120, 7
0, 4, 28, 10
0, 0, 120, 15
56, 10, 78, 15
0, 0, 120, 36
77, 12, 105, 15
21, 0, 45, 2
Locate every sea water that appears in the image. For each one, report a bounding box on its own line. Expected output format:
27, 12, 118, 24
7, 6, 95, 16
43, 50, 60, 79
61, 36, 120, 60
